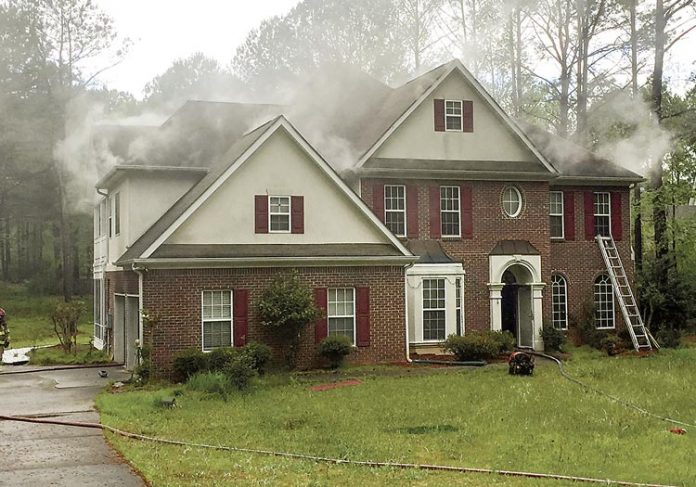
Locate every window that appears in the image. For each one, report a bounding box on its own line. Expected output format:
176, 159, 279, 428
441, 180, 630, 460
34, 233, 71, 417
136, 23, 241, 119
113, 192, 121, 236
328, 288, 355, 344
269, 196, 291, 232
550, 192, 564, 239
384, 185, 406, 236
445, 100, 463, 131
202, 291, 232, 351
423, 278, 446, 341
594, 192, 611, 237
455, 278, 463, 335
551, 274, 568, 330
440, 186, 461, 237
502, 186, 522, 218
94, 204, 101, 239
594, 275, 614, 329
93, 279, 105, 342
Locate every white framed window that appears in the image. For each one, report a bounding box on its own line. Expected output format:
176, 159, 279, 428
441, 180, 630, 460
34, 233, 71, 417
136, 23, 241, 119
269, 196, 291, 233
440, 186, 461, 237
550, 191, 564, 239
93, 278, 105, 343
384, 185, 406, 237
113, 192, 121, 236
445, 100, 463, 131
328, 288, 356, 345
422, 278, 446, 341
502, 186, 523, 218
594, 192, 611, 237
551, 274, 568, 330
202, 290, 233, 351
455, 278, 463, 335
94, 204, 101, 239
594, 275, 615, 329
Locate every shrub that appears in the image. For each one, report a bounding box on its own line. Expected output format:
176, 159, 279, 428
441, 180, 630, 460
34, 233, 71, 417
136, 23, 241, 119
655, 325, 681, 348
50, 300, 85, 354
257, 271, 322, 369
242, 342, 272, 374
172, 349, 209, 382
541, 326, 566, 353
207, 347, 239, 372
443, 333, 499, 361
186, 371, 231, 399
318, 335, 353, 368
490, 330, 515, 353
134, 346, 152, 384
224, 355, 257, 391
600, 335, 623, 356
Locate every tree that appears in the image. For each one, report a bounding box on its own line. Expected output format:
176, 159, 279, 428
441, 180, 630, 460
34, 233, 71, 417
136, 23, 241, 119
256, 271, 321, 369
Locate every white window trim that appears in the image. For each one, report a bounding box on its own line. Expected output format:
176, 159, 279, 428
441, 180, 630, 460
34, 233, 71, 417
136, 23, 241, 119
113, 192, 121, 237
455, 277, 464, 336
440, 186, 461, 238
201, 290, 234, 352
384, 184, 407, 237
502, 186, 523, 218
445, 99, 463, 132
594, 275, 615, 329
593, 192, 612, 237
268, 195, 292, 234
551, 274, 568, 330
422, 277, 447, 343
328, 287, 357, 345
550, 191, 564, 240
93, 278, 105, 350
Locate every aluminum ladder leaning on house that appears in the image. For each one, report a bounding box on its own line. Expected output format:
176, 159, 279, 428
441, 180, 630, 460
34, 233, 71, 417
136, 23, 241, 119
596, 235, 659, 352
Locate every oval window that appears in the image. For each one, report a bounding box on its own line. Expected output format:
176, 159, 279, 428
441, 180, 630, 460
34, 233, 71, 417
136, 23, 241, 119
502, 186, 522, 218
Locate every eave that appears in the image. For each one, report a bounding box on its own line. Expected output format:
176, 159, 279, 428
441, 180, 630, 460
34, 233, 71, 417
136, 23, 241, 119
117, 255, 419, 269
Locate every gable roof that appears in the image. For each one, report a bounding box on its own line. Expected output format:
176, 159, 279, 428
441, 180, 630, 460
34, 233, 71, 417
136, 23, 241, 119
116, 116, 413, 266
354, 60, 558, 175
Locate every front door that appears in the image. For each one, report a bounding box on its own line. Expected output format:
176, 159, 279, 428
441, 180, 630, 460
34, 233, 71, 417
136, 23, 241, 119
501, 271, 517, 335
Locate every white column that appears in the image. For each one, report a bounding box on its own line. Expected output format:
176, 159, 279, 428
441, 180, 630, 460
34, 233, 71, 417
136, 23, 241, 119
531, 283, 546, 350
488, 283, 504, 331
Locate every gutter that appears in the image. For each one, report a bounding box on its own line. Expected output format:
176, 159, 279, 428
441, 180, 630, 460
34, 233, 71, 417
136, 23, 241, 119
117, 255, 419, 269
131, 264, 146, 353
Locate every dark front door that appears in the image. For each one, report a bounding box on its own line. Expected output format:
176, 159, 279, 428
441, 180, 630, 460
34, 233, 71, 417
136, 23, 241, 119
501, 270, 517, 335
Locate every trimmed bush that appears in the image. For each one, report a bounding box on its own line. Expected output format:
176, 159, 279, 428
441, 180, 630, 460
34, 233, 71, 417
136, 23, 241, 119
491, 330, 515, 353
541, 326, 566, 353
207, 347, 239, 372
318, 335, 353, 368
600, 335, 623, 356
224, 355, 257, 391
443, 333, 499, 361
172, 349, 209, 382
242, 342, 272, 374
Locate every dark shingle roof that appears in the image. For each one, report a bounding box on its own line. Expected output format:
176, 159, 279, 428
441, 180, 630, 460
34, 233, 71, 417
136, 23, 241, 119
490, 240, 540, 255
406, 239, 455, 264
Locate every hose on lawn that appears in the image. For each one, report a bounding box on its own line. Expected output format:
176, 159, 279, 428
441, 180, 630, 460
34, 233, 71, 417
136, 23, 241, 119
0, 413, 678, 487
529, 351, 695, 428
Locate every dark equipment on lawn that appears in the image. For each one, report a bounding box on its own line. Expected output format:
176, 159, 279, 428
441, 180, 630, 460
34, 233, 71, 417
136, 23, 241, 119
508, 351, 534, 375
0, 307, 9, 351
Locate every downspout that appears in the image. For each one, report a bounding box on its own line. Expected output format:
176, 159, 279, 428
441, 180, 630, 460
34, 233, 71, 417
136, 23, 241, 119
404, 262, 415, 363
131, 264, 146, 353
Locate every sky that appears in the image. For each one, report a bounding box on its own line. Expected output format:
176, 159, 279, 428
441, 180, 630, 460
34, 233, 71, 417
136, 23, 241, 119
93, 0, 301, 96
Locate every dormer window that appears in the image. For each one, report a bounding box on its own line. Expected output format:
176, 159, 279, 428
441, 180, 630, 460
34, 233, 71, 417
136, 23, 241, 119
445, 100, 463, 131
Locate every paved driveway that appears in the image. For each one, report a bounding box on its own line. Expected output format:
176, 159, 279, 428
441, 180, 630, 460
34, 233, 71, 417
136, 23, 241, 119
0, 366, 145, 486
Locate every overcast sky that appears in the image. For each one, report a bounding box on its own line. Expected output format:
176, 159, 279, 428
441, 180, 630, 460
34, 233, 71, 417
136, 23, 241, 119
93, 0, 301, 96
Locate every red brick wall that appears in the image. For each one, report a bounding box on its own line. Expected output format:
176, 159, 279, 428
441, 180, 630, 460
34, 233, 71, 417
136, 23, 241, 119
141, 266, 405, 377
361, 178, 633, 333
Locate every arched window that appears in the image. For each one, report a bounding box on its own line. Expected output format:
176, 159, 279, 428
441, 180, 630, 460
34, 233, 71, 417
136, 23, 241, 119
594, 274, 614, 329
551, 274, 568, 330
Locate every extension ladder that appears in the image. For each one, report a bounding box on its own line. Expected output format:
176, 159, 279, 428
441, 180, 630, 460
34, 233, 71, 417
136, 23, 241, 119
596, 236, 657, 352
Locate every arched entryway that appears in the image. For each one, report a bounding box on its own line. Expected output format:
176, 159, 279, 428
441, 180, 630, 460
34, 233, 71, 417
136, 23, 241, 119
500, 265, 534, 348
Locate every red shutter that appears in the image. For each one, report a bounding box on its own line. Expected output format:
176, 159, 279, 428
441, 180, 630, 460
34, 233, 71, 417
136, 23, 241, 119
254, 195, 268, 234
462, 100, 474, 132
584, 191, 595, 240
233, 289, 249, 347
434, 99, 445, 132
461, 185, 473, 239
406, 185, 419, 239
563, 191, 575, 241
291, 196, 304, 234
356, 287, 370, 347
314, 288, 328, 344
611, 192, 622, 241
429, 185, 441, 238
373, 183, 385, 223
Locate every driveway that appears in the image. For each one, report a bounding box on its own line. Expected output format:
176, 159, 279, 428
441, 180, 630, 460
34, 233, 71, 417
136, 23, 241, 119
0, 366, 145, 486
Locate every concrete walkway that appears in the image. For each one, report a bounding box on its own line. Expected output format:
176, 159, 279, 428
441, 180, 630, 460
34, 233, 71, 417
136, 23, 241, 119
0, 366, 145, 486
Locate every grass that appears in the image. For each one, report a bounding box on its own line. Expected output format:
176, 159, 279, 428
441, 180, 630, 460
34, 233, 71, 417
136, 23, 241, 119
0, 282, 93, 348
97, 346, 696, 486
29, 343, 111, 365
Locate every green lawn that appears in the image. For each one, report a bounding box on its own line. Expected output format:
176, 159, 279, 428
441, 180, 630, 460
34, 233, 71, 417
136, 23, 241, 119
29, 343, 111, 365
0, 282, 93, 348
98, 346, 696, 486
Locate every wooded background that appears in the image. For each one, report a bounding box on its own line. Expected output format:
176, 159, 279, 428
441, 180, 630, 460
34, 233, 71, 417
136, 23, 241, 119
0, 0, 695, 327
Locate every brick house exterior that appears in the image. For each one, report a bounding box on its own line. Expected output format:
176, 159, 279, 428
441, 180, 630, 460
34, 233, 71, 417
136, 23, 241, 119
92, 60, 643, 376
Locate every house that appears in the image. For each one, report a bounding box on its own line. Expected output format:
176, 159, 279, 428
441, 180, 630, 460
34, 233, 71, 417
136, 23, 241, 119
92, 60, 643, 375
